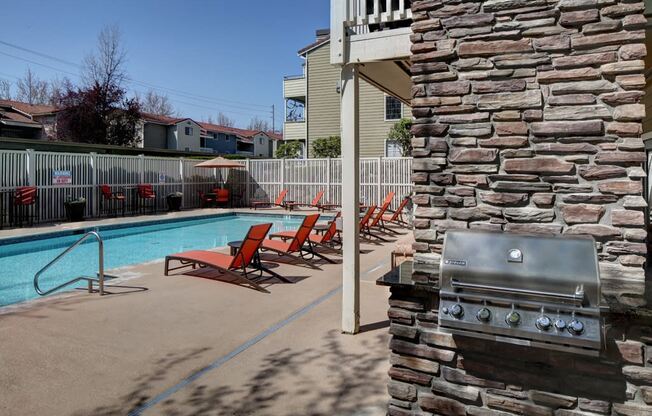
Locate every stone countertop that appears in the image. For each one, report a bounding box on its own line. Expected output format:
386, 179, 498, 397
376, 260, 440, 292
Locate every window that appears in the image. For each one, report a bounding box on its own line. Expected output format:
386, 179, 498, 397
385, 95, 402, 121
259, 137, 263, 145
184, 127, 193, 136
285, 99, 305, 122
385, 140, 402, 157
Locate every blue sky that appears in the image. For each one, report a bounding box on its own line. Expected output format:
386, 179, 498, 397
0, 0, 329, 129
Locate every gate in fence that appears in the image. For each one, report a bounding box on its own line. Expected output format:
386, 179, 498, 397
0, 149, 412, 223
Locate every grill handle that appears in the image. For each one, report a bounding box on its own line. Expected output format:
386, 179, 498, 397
451, 279, 585, 305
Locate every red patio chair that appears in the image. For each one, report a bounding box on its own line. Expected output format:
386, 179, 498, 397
164, 223, 275, 292
359, 205, 377, 240
367, 199, 393, 241
252, 189, 288, 210
100, 185, 125, 217
260, 213, 329, 265
12, 186, 38, 226
215, 188, 230, 207
198, 190, 216, 208
270, 211, 342, 253
285, 190, 324, 211
137, 184, 156, 214
381, 196, 410, 228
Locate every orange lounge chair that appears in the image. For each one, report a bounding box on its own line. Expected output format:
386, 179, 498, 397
270, 211, 342, 253
252, 189, 288, 210
260, 213, 329, 265
367, 199, 393, 241
285, 190, 324, 211
359, 205, 377, 240
164, 223, 277, 292
381, 196, 410, 228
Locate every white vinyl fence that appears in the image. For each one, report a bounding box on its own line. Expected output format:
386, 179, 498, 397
0, 149, 412, 224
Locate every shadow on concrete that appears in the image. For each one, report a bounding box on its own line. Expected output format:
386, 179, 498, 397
76, 329, 390, 416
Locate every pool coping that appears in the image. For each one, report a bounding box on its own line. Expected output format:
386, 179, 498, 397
0, 209, 318, 246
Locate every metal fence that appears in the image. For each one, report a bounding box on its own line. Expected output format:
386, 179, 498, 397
0, 149, 413, 224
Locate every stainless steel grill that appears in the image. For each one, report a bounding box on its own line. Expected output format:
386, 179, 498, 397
438, 230, 602, 356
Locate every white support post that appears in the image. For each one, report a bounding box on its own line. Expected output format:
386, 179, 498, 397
90, 152, 97, 217
26, 149, 35, 186
330, 0, 348, 65
341, 64, 360, 335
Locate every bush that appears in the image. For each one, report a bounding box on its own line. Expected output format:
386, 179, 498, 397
388, 118, 413, 157
276, 141, 302, 159
311, 136, 341, 158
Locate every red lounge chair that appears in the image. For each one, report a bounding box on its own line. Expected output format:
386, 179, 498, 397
12, 186, 38, 227
367, 199, 393, 241
100, 185, 125, 217
164, 223, 275, 293
252, 189, 288, 210
359, 205, 377, 240
285, 190, 324, 211
382, 196, 410, 227
137, 184, 156, 214
215, 189, 230, 207
270, 211, 342, 253
260, 213, 329, 265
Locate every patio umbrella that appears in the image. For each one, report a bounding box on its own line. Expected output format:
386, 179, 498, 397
195, 157, 245, 169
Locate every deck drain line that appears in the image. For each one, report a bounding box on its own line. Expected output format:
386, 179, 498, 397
128, 261, 386, 415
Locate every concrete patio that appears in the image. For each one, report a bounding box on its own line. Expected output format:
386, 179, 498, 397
0, 211, 408, 416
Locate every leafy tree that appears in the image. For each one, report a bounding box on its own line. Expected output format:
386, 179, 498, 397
275, 141, 302, 159
388, 118, 413, 157
56, 82, 141, 146
312, 136, 341, 158
138, 90, 174, 116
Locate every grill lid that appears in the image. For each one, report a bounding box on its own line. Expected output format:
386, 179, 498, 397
440, 230, 600, 308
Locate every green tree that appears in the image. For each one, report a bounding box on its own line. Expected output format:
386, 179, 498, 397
276, 141, 302, 159
388, 118, 413, 157
311, 136, 341, 158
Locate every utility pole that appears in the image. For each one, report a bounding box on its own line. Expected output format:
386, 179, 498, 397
271, 104, 275, 132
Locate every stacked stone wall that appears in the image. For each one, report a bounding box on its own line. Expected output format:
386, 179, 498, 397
409, 0, 648, 309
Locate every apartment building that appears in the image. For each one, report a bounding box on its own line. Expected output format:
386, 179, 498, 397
283, 29, 411, 158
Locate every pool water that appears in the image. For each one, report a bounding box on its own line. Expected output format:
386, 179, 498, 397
0, 214, 305, 307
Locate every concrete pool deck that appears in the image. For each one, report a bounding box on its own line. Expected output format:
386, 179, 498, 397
0, 211, 408, 415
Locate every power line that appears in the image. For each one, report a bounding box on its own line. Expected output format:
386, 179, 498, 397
0, 39, 272, 110
0, 50, 272, 118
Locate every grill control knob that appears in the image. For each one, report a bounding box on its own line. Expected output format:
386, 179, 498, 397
554, 319, 567, 331
568, 320, 585, 335
450, 304, 464, 319
505, 311, 521, 326
476, 308, 491, 322
535, 316, 552, 331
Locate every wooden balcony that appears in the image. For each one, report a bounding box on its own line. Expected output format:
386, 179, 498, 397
283, 75, 306, 99
331, 0, 412, 65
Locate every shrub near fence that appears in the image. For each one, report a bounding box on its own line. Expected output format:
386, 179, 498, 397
0, 149, 413, 223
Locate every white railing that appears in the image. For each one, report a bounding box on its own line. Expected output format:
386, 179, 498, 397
0, 150, 413, 224
331, 0, 412, 64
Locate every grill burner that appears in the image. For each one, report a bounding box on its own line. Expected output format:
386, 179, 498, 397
438, 230, 602, 356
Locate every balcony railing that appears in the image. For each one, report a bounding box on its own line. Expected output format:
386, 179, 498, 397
331, 0, 412, 64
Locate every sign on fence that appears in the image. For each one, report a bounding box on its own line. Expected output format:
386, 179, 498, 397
52, 170, 72, 185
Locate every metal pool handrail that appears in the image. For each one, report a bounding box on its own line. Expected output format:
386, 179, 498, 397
34, 231, 105, 297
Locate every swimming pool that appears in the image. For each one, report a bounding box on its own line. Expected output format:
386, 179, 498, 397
0, 214, 306, 307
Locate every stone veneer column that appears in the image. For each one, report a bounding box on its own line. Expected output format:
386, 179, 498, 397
409, 0, 648, 309
383, 0, 652, 415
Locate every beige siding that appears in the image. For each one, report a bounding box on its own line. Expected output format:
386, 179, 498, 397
284, 122, 306, 141
284, 77, 306, 98
307, 45, 341, 155
305, 42, 411, 157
